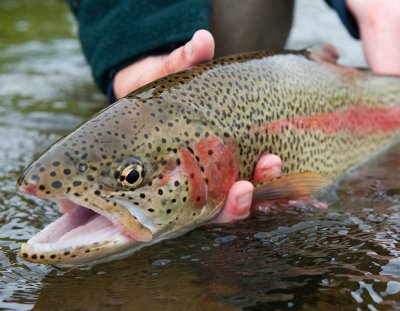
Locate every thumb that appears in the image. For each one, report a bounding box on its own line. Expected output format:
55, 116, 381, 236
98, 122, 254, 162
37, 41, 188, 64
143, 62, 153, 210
162, 29, 215, 75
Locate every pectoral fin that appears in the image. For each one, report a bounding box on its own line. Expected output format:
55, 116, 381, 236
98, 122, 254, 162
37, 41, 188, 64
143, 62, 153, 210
252, 172, 329, 202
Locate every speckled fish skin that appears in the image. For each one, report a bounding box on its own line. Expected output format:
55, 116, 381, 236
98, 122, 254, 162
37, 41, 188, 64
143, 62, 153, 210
18, 46, 400, 266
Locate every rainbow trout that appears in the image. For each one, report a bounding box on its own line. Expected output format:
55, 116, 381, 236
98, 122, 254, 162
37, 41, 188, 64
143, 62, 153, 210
17, 45, 400, 266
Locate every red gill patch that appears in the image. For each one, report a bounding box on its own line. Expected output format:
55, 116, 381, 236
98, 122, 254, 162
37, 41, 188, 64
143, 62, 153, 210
157, 159, 177, 186
180, 136, 238, 209
180, 148, 207, 208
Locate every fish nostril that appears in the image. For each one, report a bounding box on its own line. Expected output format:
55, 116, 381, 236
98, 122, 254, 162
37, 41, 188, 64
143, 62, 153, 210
17, 170, 40, 195
18, 182, 37, 196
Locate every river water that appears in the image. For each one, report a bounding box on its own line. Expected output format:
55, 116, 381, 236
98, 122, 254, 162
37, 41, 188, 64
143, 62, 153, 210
1, 1, 400, 310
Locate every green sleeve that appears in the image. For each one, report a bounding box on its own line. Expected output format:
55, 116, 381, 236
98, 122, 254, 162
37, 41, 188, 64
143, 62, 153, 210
67, 0, 211, 94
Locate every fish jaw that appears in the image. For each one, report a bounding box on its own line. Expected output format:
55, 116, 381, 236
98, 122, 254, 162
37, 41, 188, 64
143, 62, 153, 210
18, 198, 146, 266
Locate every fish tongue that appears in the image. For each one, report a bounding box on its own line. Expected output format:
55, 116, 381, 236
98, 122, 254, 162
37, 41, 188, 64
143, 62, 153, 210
59, 213, 120, 248
43, 204, 98, 242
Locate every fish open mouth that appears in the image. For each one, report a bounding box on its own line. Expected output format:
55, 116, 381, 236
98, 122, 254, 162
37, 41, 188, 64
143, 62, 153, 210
20, 199, 133, 265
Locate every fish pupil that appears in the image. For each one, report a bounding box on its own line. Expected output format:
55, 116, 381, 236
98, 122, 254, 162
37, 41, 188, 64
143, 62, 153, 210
125, 170, 140, 184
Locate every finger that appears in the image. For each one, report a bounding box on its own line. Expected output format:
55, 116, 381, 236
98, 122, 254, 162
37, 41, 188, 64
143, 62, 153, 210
113, 30, 214, 98
134, 30, 214, 90
162, 29, 215, 75
211, 181, 253, 223
252, 154, 282, 183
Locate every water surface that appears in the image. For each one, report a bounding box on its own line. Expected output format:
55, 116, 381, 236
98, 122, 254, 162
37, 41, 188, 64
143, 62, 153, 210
1, 1, 400, 310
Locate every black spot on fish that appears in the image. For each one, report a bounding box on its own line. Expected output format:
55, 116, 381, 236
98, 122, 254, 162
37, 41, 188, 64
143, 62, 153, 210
187, 146, 195, 154
52, 161, 60, 167
51, 181, 62, 189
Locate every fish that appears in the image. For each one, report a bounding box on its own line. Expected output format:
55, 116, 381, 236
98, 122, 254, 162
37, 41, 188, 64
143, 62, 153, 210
17, 44, 400, 266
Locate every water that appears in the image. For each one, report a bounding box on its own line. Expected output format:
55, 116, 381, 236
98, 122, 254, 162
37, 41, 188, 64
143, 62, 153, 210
1, 1, 400, 310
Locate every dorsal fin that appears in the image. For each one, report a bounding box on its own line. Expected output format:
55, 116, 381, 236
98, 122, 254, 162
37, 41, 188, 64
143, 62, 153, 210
308, 44, 340, 64
252, 172, 329, 202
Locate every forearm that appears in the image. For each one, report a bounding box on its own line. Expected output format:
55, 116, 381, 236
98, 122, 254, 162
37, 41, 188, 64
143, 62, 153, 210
346, 0, 400, 74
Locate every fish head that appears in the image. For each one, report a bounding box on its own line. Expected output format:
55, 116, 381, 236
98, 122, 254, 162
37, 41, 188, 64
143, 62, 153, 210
17, 98, 238, 266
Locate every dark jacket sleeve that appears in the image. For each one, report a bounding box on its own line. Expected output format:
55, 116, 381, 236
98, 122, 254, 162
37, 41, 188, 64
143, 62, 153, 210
325, 0, 360, 39
67, 0, 211, 96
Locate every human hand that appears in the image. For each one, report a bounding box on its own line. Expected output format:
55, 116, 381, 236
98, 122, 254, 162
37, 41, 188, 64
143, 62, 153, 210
211, 154, 282, 223
346, 0, 400, 75
113, 29, 283, 223
113, 30, 215, 99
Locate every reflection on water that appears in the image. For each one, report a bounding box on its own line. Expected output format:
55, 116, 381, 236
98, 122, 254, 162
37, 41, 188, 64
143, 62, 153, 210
1, 0, 400, 310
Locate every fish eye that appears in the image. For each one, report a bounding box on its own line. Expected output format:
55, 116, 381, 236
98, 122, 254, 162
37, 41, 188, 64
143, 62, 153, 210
118, 164, 144, 189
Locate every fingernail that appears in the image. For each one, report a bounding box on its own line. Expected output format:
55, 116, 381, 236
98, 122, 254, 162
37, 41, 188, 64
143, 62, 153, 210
184, 41, 192, 57
236, 191, 252, 209
263, 165, 281, 178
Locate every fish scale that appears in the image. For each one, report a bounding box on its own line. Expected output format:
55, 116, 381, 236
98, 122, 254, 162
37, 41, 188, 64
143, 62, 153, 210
17, 45, 400, 266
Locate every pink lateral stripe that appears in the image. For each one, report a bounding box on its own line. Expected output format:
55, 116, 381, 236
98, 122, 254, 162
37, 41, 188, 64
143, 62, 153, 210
261, 106, 400, 134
